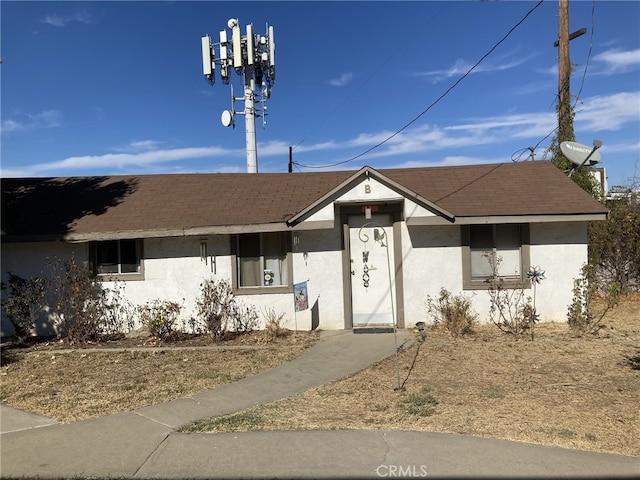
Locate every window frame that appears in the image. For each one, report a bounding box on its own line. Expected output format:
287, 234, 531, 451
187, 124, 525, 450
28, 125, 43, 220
231, 232, 293, 295
90, 239, 145, 281
461, 224, 530, 290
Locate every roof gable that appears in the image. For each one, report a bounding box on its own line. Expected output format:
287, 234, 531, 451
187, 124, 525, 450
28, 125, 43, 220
286, 166, 454, 226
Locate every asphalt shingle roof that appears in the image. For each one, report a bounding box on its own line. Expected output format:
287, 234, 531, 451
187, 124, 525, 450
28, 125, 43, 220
1, 161, 607, 241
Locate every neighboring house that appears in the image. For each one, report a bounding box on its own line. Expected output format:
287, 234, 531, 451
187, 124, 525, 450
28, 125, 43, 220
1, 161, 608, 335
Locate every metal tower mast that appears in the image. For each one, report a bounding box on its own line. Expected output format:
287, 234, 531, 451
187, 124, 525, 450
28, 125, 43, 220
201, 18, 275, 173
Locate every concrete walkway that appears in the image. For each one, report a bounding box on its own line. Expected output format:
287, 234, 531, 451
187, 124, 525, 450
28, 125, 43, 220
1, 330, 638, 479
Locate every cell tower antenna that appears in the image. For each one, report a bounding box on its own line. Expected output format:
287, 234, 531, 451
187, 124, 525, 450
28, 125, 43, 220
201, 19, 276, 173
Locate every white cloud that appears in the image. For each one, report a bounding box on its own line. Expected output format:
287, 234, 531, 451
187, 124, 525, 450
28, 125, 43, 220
0, 110, 62, 133
414, 51, 537, 82
1, 119, 24, 133
593, 48, 640, 74
41, 12, 92, 27
1, 146, 237, 177
577, 91, 640, 130
328, 73, 354, 87
4, 92, 636, 178
114, 140, 164, 153
289, 91, 639, 167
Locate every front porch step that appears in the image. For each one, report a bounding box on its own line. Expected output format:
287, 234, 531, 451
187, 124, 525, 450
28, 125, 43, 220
353, 326, 395, 334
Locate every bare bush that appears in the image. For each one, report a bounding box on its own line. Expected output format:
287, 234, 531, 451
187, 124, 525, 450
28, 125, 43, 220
137, 300, 181, 339
486, 256, 536, 338
425, 288, 476, 337
195, 278, 259, 339
49, 257, 104, 342
263, 307, 288, 341
48, 257, 136, 342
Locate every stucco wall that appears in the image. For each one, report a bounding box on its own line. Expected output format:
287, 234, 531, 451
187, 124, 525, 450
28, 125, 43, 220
401, 224, 464, 325
291, 226, 346, 330
528, 221, 588, 321
0, 231, 347, 335
1, 241, 87, 336
0, 220, 589, 336
400, 221, 588, 327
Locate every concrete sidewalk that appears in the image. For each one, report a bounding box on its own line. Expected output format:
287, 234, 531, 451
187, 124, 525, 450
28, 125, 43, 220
1, 330, 638, 479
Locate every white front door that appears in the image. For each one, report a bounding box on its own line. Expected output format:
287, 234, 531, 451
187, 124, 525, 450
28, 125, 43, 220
348, 213, 395, 327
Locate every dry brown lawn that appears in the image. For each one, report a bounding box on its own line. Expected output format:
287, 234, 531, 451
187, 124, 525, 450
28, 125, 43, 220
1, 295, 638, 457
0, 330, 319, 423
183, 295, 640, 457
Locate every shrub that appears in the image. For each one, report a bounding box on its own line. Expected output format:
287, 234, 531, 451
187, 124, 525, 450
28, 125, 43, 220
486, 256, 536, 338
49, 257, 105, 342
48, 257, 136, 342
567, 263, 621, 335
96, 281, 136, 335
263, 307, 288, 341
0, 272, 47, 339
588, 178, 640, 292
195, 278, 259, 339
137, 300, 181, 339
235, 303, 259, 334
425, 287, 476, 337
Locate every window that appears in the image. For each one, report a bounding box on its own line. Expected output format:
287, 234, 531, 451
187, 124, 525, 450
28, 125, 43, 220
235, 232, 291, 291
462, 224, 529, 289
91, 239, 144, 280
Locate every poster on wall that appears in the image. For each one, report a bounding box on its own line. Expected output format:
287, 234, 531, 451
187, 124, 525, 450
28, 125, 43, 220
294, 281, 308, 312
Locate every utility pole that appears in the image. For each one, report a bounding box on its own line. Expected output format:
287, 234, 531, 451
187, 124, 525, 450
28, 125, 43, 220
201, 19, 276, 173
556, 0, 586, 144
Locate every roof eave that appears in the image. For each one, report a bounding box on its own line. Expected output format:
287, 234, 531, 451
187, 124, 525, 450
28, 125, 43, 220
406, 212, 608, 226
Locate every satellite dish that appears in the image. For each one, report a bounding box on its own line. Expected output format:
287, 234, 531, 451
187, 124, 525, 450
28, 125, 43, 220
221, 110, 234, 127
561, 141, 601, 166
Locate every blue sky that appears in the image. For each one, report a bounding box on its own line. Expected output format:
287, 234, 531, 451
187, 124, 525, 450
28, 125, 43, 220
2, 1, 639, 190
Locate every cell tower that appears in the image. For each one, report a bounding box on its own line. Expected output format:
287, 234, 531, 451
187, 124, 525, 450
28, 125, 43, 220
201, 19, 275, 173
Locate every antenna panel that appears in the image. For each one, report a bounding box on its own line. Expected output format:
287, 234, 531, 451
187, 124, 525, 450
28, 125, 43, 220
246, 24, 254, 65
201, 36, 213, 76
232, 23, 242, 69
268, 25, 275, 69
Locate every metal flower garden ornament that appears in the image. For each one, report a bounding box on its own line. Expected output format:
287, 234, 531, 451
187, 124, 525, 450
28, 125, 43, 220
527, 265, 546, 284
526, 265, 545, 340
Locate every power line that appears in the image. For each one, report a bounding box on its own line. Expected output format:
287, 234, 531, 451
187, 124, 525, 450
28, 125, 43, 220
291, 2, 453, 153
295, 0, 545, 170
574, 0, 595, 103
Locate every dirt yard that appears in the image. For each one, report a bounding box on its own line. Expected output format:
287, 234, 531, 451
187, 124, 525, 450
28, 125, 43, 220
1, 295, 638, 457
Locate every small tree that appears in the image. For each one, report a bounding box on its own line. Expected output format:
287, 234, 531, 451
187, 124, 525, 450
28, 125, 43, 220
1, 273, 47, 339
567, 263, 621, 335
588, 176, 640, 292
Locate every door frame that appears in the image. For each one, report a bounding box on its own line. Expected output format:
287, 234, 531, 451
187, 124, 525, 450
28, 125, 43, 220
340, 202, 405, 330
